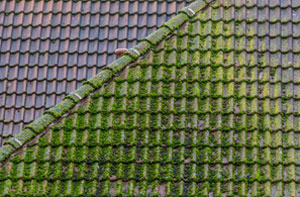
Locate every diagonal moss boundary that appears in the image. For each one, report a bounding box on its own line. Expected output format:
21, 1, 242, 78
0, 0, 216, 165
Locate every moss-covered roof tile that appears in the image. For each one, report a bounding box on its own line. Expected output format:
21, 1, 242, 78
1, 0, 300, 195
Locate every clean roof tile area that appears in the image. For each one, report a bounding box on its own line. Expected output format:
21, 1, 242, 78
0, 0, 192, 145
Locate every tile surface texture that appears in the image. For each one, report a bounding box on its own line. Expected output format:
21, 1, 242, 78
0, 0, 191, 144
1, 0, 300, 195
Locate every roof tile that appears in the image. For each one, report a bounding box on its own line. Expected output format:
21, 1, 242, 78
2, 1, 300, 194
3, 3, 300, 194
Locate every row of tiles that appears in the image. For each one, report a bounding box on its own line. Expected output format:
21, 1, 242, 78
2, 35, 300, 55
0, 0, 191, 14
1, 6, 300, 25
0, 0, 299, 15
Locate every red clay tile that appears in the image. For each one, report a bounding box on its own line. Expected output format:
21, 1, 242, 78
0, 0, 193, 145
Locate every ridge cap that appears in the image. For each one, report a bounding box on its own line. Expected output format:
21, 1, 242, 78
0, 0, 216, 165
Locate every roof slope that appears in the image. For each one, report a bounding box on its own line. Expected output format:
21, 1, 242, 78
1, 0, 300, 195
0, 0, 192, 145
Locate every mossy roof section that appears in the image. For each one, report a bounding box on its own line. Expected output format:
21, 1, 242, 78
0, 0, 195, 144
1, 0, 300, 195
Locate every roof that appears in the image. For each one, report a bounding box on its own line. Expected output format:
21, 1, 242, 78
0, 0, 192, 145
1, 0, 300, 195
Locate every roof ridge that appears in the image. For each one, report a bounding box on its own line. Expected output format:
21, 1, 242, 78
0, 0, 215, 165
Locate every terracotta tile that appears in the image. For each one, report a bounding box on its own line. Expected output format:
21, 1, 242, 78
3, 0, 297, 148
127, 28, 138, 41
292, 0, 300, 7
293, 23, 300, 37
0, 1, 6, 12
15, 95, 25, 107
37, 67, 47, 80
108, 27, 119, 41
45, 94, 56, 108
66, 81, 77, 93
42, 13, 52, 26
31, 26, 41, 39
80, 26, 89, 40
60, 26, 71, 40
0, 108, 4, 122
98, 17, 108, 29
5, 95, 16, 108
120, 1, 129, 14
27, 81, 37, 95
2, 26, 12, 39
18, 54, 29, 66
270, 0, 280, 7
1, 40, 11, 52
157, 15, 168, 26
55, 95, 65, 105
90, 1, 101, 14
61, 13, 71, 26
57, 67, 66, 80
23, 13, 33, 26
129, 2, 138, 13
14, 108, 23, 122
23, 108, 34, 123
0, 53, 9, 65
137, 28, 148, 40
13, 12, 23, 26
33, 109, 43, 120
40, 26, 51, 39
2, 123, 13, 137
5, 1, 15, 13
87, 67, 97, 79
110, 1, 119, 14
0, 67, 8, 80
167, 1, 177, 14
106, 54, 115, 65
69, 40, 79, 53
269, 22, 280, 37
293, 38, 300, 52
293, 8, 300, 22
87, 54, 97, 67
4, 108, 14, 122
258, 23, 269, 37
62, 1, 72, 13
16, 81, 26, 94
51, 13, 61, 26
53, 1, 63, 13
33, 1, 44, 13
45, 81, 56, 94
281, 7, 292, 23
49, 39, 59, 53
0, 93, 6, 106
12, 123, 23, 136
138, 1, 148, 13
35, 94, 45, 108
70, 14, 80, 26
270, 7, 281, 22
56, 81, 66, 94
71, 1, 81, 13
28, 53, 39, 66
258, 0, 269, 7
58, 53, 68, 66
67, 53, 78, 66
48, 53, 59, 66
77, 53, 88, 67
69, 27, 80, 39
90, 14, 100, 27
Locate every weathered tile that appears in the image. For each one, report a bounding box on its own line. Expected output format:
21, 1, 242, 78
0, 0, 300, 195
